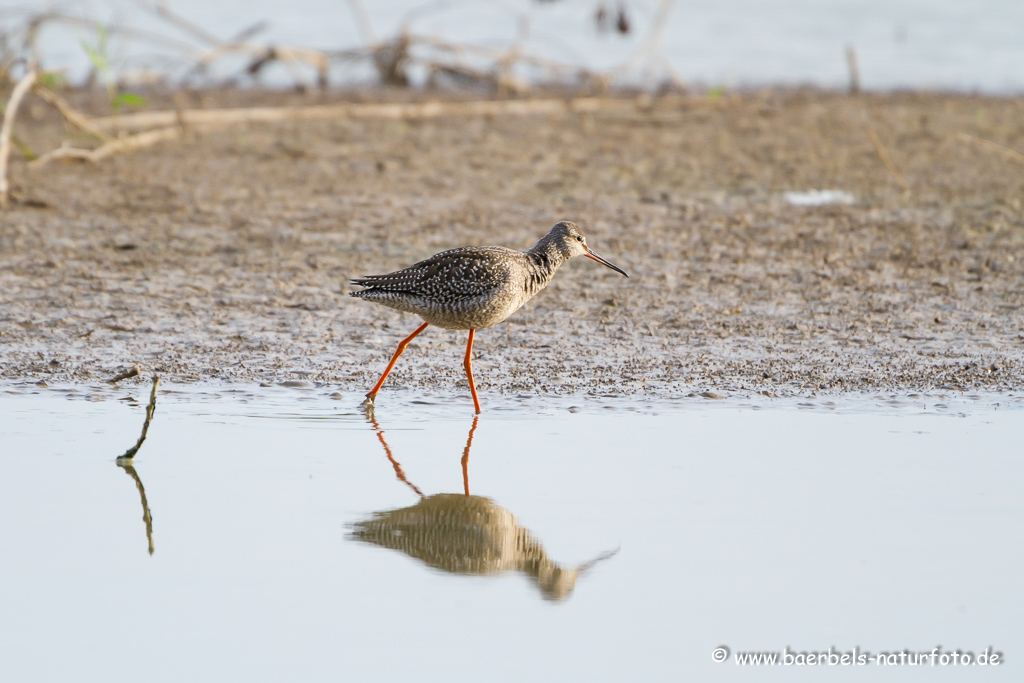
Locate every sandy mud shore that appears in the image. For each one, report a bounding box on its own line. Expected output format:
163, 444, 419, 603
1, 88, 1022, 397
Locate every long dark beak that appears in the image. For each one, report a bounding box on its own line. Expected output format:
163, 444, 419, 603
585, 248, 629, 277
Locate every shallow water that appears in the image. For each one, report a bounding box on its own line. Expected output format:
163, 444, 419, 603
1, 385, 1021, 681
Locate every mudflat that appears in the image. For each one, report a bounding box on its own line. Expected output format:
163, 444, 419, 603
2, 89, 1022, 396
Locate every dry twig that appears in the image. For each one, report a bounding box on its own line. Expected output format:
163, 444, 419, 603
108, 365, 142, 384
31, 84, 113, 142
0, 67, 37, 207
29, 125, 181, 167
195, 42, 329, 90
88, 96, 625, 134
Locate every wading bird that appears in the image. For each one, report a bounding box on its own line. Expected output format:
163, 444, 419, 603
349, 221, 628, 412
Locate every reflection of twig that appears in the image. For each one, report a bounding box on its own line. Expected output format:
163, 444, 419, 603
862, 109, 909, 191
0, 67, 37, 207
118, 375, 160, 460
117, 460, 155, 555
956, 132, 1024, 166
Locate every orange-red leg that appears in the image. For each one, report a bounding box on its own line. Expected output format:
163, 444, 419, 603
366, 322, 429, 402
463, 329, 481, 413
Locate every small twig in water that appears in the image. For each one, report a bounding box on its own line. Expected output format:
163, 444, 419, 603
108, 365, 142, 384
118, 375, 160, 460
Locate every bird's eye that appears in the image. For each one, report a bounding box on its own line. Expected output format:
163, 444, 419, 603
576, 235, 584, 242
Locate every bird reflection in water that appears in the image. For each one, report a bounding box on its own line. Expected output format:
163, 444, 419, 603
116, 459, 155, 555
349, 411, 616, 601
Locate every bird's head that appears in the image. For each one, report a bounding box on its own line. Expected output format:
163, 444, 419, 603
545, 221, 628, 277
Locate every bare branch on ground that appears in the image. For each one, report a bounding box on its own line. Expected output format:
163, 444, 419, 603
29, 125, 181, 168
0, 67, 37, 208
31, 84, 114, 142
88, 96, 630, 134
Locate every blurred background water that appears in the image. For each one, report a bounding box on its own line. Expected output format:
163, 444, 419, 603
5, 0, 1024, 92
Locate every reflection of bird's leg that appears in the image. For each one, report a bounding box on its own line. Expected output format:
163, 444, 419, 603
366, 415, 424, 498
116, 461, 154, 555
461, 414, 479, 496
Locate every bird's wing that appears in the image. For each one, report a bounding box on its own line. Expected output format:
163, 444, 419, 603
350, 247, 513, 299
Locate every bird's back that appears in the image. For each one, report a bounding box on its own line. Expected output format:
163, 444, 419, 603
350, 246, 533, 329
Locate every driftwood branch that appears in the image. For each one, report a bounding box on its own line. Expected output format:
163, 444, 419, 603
31, 84, 114, 142
117, 374, 160, 460
194, 42, 330, 90
0, 67, 37, 207
88, 96, 625, 134
29, 126, 181, 168
22, 94, 642, 169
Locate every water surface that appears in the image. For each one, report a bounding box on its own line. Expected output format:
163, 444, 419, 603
1, 386, 1021, 681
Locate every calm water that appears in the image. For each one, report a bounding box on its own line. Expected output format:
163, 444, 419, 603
1, 385, 1021, 681
11, 0, 1024, 92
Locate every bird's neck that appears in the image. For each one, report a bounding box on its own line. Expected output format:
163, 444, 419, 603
524, 241, 566, 294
